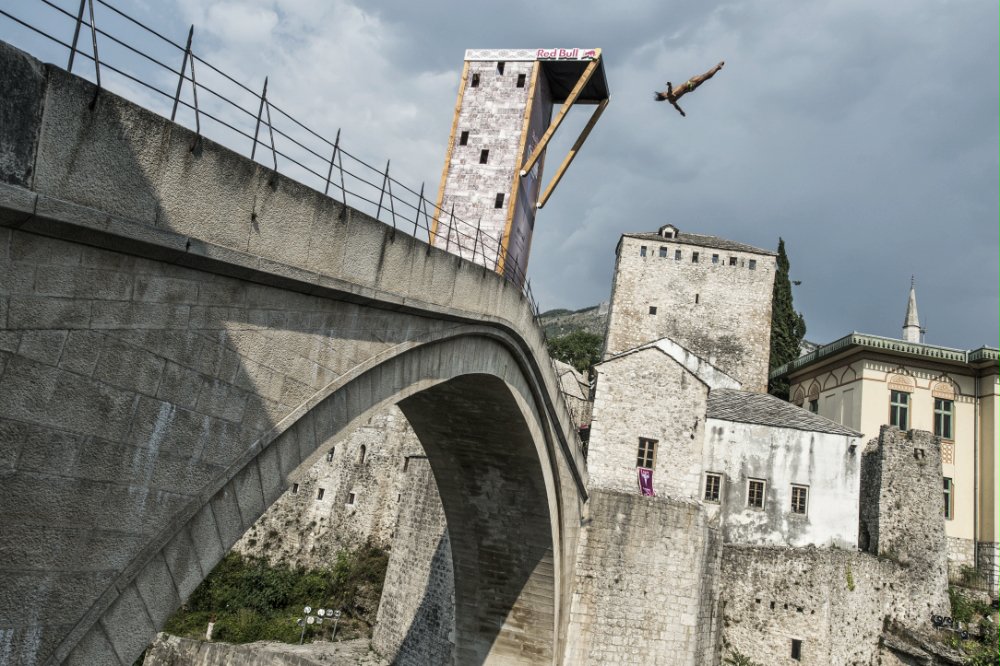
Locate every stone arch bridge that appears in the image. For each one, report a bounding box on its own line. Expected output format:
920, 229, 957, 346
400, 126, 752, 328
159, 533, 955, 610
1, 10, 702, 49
0, 43, 588, 665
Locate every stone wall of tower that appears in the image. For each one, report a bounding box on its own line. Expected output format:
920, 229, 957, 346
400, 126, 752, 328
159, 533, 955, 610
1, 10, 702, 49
604, 234, 775, 392
435, 59, 541, 271
858, 426, 950, 624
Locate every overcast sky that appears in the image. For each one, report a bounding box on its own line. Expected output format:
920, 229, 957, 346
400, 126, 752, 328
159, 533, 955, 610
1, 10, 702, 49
4, 0, 997, 349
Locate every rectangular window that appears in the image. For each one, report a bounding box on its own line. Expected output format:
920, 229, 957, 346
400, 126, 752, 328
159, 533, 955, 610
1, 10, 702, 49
808, 399, 818, 413
704, 473, 722, 503
747, 479, 766, 509
649, 306, 657, 315
748, 259, 757, 270
889, 390, 910, 430
674, 249, 682, 260
459, 130, 469, 146
712, 254, 719, 264
695, 293, 700, 304
636, 438, 657, 469
347, 492, 356, 505
791, 485, 808, 515
729, 256, 738, 266
943, 478, 953, 519
496, 61, 505, 75
292, 483, 299, 494
480, 149, 489, 164
692, 252, 699, 263
659, 246, 668, 258
516, 73, 526, 87
934, 398, 953, 439
317, 488, 325, 500
494, 193, 505, 208
471, 72, 480, 87
791, 639, 802, 661
640, 245, 647, 257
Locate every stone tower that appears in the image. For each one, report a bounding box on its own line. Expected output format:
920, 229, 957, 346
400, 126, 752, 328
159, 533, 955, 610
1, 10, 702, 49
902, 276, 922, 343
603, 224, 777, 392
432, 49, 609, 282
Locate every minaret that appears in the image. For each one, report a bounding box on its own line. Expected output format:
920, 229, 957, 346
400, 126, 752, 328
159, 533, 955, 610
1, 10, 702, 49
902, 276, 922, 343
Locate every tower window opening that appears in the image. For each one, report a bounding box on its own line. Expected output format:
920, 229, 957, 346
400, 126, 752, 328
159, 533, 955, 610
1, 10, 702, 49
494, 193, 505, 208
347, 492, 356, 505
791, 639, 803, 661
292, 483, 299, 494
497, 61, 505, 75
516, 73, 526, 87
712, 254, 719, 264
659, 247, 668, 258
729, 256, 738, 266
471, 73, 480, 87
674, 249, 682, 260
749, 259, 757, 270
480, 149, 490, 164
459, 130, 469, 146
695, 294, 700, 304
649, 306, 657, 315
692, 252, 699, 263
640, 246, 647, 257
317, 488, 325, 500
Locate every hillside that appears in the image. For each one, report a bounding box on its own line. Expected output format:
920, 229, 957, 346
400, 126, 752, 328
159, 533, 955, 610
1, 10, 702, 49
539, 303, 609, 339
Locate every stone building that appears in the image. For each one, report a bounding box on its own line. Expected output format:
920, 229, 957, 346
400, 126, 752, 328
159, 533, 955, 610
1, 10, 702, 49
603, 224, 776, 392
772, 282, 999, 592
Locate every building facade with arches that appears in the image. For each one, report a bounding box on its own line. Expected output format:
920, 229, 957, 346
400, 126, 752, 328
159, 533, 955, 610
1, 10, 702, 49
775, 331, 999, 591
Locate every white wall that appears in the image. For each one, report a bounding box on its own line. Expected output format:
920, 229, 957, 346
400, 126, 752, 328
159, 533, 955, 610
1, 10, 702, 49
702, 419, 861, 548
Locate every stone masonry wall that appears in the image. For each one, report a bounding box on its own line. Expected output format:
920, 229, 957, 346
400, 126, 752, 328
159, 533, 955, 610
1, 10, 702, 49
564, 490, 722, 666
372, 458, 455, 665
859, 426, 949, 625
604, 234, 775, 392
233, 406, 423, 567
721, 546, 912, 666
588, 347, 709, 499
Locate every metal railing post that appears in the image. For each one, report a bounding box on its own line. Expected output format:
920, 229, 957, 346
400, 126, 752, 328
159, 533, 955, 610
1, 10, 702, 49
375, 159, 389, 221
86, 0, 101, 90
170, 26, 194, 122
66, 0, 87, 72
250, 77, 268, 161
324, 129, 340, 196
414, 183, 424, 238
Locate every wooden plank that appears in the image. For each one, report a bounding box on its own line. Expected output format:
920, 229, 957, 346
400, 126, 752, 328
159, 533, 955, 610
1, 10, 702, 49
519, 57, 600, 177
537, 98, 608, 209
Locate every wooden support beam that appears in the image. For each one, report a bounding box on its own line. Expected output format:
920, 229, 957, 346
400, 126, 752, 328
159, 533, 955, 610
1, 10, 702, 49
537, 98, 608, 209
519, 57, 601, 177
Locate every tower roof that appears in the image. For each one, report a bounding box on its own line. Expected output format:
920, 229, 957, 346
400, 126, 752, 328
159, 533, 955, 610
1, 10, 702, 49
903, 277, 920, 329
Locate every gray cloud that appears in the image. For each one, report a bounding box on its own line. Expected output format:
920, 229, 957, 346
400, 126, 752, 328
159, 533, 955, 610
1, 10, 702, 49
3, 0, 995, 349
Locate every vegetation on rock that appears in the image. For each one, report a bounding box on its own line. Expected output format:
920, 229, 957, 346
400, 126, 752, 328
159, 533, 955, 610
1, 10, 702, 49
768, 238, 807, 399
546, 330, 604, 374
164, 546, 388, 645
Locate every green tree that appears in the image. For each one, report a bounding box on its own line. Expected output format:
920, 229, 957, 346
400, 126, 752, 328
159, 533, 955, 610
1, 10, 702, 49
546, 330, 604, 374
768, 238, 807, 399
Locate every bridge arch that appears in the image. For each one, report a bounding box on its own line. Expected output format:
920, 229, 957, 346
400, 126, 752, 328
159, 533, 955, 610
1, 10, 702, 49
58, 329, 568, 666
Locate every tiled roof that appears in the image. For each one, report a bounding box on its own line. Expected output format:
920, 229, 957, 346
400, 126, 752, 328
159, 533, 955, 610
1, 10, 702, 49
623, 231, 775, 256
707, 389, 861, 437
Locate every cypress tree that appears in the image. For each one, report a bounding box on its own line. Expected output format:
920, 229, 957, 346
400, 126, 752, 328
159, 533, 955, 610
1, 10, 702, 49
768, 238, 806, 399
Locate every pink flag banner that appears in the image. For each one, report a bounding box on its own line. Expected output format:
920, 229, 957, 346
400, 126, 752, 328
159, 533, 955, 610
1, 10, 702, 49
637, 467, 655, 496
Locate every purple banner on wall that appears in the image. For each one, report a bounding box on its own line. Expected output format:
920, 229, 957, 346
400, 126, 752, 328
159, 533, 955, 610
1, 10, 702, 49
637, 467, 655, 496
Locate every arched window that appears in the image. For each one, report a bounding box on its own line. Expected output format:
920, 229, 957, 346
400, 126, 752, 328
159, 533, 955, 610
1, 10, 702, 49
359, 445, 366, 465
326, 447, 335, 463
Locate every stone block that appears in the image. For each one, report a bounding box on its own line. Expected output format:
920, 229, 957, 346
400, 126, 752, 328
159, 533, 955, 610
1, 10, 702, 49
93, 342, 166, 396
0, 262, 35, 296
155, 360, 204, 410
197, 278, 248, 306
0, 356, 136, 441
6, 295, 91, 329
17, 329, 68, 366
0, 523, 144, 571
134, 553, 181, 630
132, 275, 200, 304
187, 503, 226, 578
233, 461, 266, 530
246, 175, 321, 268
91, 301, 190, 329
34, 265, 133, 301
257, 442, 285, 506
0, 570, 115, 625
210, 485, 245, 549
65, 622, 123, 666
162, 527, 205, 602
100, 583, 157, 665
55, 329, 104, 377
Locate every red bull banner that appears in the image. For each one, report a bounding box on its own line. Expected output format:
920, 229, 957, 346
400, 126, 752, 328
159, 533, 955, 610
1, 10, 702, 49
637, 467, 655, 496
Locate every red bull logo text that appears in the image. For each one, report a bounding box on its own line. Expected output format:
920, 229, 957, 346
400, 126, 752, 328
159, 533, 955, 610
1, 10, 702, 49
536, 48, 598, 60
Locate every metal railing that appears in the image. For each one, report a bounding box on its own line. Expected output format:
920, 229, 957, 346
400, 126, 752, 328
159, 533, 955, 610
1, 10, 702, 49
0, 0, 543, 316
